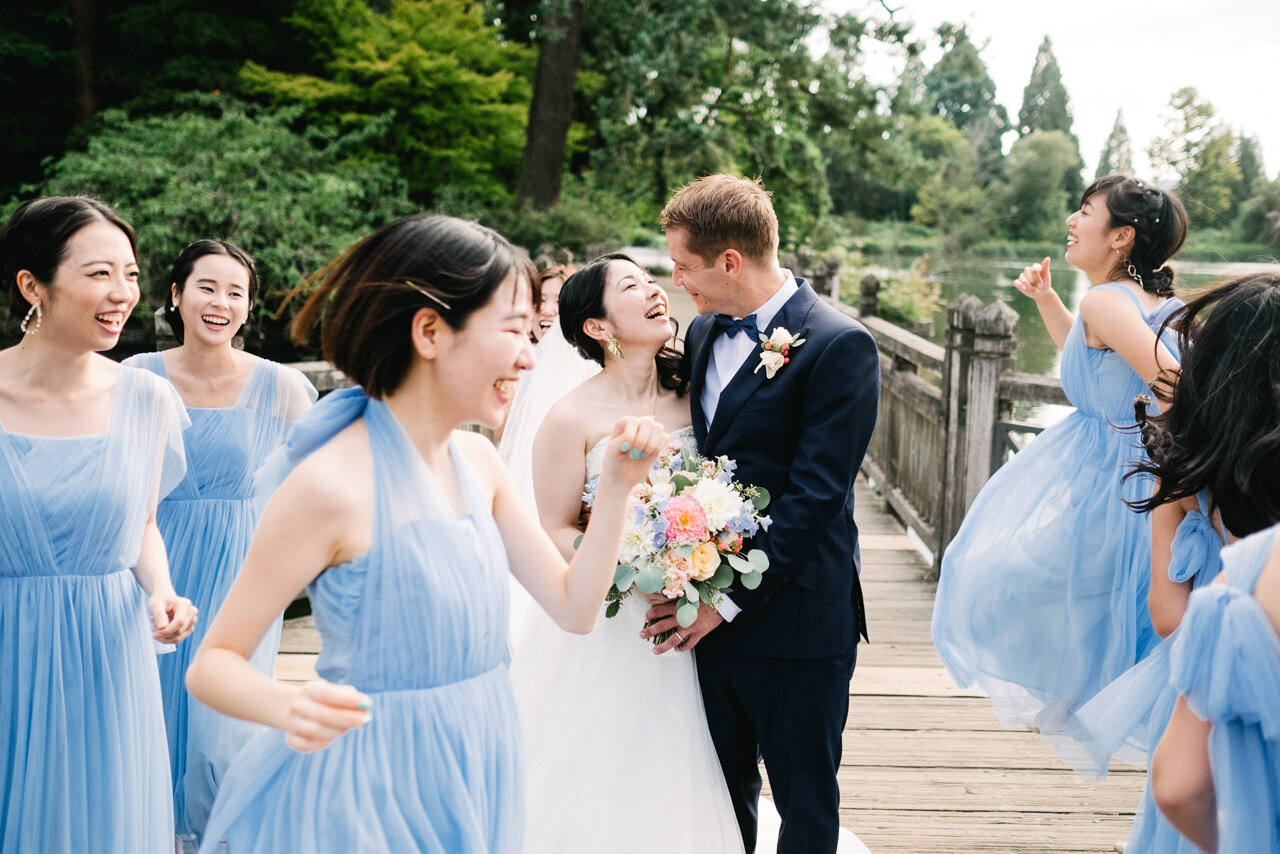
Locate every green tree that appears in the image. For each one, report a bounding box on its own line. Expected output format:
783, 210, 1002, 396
578, 0, 879, 246
1238, 178, 1280, 252
1094, 109, 1133, 179
1149, 88, 1241, 228
1230, 132, 1264, 209
1016, 36, 1081, 198
240, 0, 534, 207
909, 118, 989, 251
31, 95, 414, 351
922, 23, 1009, 185
998, 130, 1083, 242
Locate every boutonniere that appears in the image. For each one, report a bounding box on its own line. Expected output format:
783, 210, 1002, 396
754, 327, 806, 379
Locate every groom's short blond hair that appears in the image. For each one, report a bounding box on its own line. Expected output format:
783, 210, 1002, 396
659, 174, 779, 266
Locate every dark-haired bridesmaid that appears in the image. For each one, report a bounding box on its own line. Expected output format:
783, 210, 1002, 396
0, 197, 196, 853
184, 214, 668, 852
933, 175, 1190, 751
124, 239, 316, 850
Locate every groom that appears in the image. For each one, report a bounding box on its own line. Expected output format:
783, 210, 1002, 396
643, 174, 880, 853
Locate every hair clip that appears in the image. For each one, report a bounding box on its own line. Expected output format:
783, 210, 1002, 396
404, 280, 452, 311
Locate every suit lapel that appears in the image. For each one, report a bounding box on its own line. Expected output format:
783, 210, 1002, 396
704, 282, 818, 449
687, 314, 714, 446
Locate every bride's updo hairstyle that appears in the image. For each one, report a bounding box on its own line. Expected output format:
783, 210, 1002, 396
559, 252, 688, 395
1085, 174, 1188, 297
292, 213, 535, 398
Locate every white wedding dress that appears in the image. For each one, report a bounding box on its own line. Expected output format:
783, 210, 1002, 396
510, 428, 871, 854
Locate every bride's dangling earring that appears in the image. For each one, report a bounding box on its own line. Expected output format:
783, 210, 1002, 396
20, 302, 41, 335
605, 335, 624, 360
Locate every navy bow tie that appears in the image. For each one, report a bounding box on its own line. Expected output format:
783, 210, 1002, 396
715, 313, 758, 338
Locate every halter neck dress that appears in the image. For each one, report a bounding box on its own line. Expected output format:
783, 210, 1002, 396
1170, 523, 1280, 853
200, 388, 520, 853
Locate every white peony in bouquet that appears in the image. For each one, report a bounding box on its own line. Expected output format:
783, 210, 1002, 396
582, 438, 771, 641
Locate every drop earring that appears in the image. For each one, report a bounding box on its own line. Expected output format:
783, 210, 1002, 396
19, 302, 41, 335
605, 335, 624, 360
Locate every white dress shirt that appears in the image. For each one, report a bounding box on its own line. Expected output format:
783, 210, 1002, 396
700, 273, 799, 429
701, 272, 798, 622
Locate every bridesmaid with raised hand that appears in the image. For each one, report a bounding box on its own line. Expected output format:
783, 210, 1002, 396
0, 196, 197, 852
932, 175, 1188, 745
123, 239, 317, 850
185, 213, 667, 853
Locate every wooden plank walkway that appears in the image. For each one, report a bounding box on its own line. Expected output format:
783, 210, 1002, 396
276, 475, 1144, 852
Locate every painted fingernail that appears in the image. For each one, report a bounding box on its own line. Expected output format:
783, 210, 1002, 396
629, 448, 643, 459
620, 441, 631, 452
357, 699, 372, 711
362, 713, 373, 726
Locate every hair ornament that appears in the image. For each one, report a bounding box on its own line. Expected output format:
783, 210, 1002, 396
404, 280, 452, 311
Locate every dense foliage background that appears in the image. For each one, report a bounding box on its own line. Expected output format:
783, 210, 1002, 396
3, 0, 1276, 350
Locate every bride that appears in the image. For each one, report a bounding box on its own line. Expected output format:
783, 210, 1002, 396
506, 254, 870, 854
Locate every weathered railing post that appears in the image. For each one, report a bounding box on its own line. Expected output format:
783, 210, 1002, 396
938, 297, 1019, 571
860, 274, 881, 317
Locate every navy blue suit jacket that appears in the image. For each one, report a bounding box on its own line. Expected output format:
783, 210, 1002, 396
690, 281, 879, 659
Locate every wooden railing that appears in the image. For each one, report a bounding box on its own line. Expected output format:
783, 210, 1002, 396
802, 267, 1068, 578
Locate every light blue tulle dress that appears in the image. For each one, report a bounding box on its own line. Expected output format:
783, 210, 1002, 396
932, 283, 1182, 739
200, 387, 520, 853
124, 352, 316, 846
1170, 523, 1280, 853
1068, 492, 1227, 853
0, 366, 187, 853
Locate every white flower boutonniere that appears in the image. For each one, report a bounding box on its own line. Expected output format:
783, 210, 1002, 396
754, 327, 805, 379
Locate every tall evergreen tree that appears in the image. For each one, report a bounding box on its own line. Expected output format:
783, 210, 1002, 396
1094, 109, 1133, 179
922, 23, 1008, 185
1149, 88, 1241, 228
1231, 132, 1264, 209
1016, 35, 1081, 197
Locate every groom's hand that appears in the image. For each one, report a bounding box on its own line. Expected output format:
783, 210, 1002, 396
642, 600, 723, 655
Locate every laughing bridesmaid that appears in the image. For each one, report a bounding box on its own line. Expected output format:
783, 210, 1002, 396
0, 196, 196, 853
125, 239, 316, 850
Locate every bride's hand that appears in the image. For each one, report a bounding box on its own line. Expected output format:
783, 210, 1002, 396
597, 416, 668, 493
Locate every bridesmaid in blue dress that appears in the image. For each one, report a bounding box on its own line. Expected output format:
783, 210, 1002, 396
184, 213, 669, 852
1153, 523, 1280, 853
1069, 273, 1280, 852
932, 175, 1189, 740
0, 196, 197, 852
124, 239, 317, 849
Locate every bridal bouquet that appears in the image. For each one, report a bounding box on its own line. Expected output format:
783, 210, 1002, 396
582, 439, 771, 636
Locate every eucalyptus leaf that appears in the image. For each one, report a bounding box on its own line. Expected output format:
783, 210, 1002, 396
712, 564, 734, 587
674, 543, 696, 559
751, 487, 771, 511
727, 553, 752, 573
613, 563, 637, 590
676, 599, 699, 627
747, 549, 770, 572
741, 570, 763, 590
671, 473, 694, 492
634, 561, 665, 595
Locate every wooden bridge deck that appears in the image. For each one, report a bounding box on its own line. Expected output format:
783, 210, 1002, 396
274, 476, 1144, 853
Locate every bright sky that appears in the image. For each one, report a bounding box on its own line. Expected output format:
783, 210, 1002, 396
827, 0, 1280, 182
